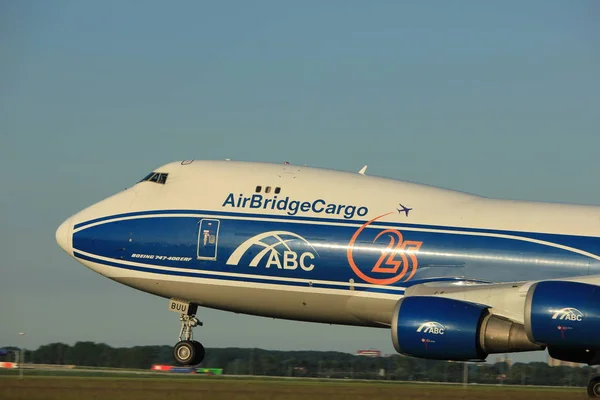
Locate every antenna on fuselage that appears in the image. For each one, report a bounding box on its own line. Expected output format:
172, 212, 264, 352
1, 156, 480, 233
358, 165, 368, 175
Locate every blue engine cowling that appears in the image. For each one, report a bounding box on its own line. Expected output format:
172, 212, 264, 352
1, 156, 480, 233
525, 281, 600, 349
391, 296, 489, 361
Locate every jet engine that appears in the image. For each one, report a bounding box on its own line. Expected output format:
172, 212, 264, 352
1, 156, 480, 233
525, 281, 600, 350
392, 296, 542, 361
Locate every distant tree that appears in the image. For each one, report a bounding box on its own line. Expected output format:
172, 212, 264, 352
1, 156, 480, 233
30, 342, 70, 364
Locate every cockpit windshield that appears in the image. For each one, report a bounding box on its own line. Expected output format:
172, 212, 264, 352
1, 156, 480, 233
139, 172, 168, 184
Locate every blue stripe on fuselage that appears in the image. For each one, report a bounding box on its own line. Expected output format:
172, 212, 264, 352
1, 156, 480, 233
72, 213, 600, 285
73, 208, 600, 260
73, 208, 597, 248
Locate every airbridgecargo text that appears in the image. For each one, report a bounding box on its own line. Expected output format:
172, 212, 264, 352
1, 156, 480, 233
222, 193, 368, 219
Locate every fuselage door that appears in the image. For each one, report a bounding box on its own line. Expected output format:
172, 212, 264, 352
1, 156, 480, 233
197, 219, 220, 260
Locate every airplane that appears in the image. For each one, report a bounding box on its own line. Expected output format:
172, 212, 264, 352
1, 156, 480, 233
397, 203, 412, 217
55, 160, 600, 397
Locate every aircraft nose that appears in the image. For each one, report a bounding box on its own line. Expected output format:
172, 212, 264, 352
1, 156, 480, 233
56, 217, 73, 256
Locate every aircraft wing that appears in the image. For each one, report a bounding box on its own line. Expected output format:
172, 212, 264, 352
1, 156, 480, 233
403, 274, 600, 323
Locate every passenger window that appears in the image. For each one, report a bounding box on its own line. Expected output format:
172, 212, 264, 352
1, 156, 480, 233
265, 186, 272, 194
275, 187, 281, 194
256, 186, 262, 193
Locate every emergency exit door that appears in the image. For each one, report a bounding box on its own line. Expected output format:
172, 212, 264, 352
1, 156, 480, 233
197, 219, 220, 260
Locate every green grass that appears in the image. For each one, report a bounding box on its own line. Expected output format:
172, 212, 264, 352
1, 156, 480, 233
0, 375, 586, 400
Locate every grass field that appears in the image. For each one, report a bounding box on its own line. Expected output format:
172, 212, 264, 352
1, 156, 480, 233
0, 376, 588, 400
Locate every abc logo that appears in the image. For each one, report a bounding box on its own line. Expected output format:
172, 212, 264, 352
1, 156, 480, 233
264, 250, 315, 271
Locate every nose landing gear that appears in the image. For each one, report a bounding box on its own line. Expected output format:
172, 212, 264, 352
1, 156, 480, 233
173, 340, 204, 366
171, 302, 205, 366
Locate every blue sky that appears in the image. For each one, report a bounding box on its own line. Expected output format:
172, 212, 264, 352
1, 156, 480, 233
1, 1, 599, 363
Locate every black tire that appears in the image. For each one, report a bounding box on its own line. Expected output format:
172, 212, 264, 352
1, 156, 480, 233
173, 340, 196, 365
588, 376, 600, 398
191, 341, 205, 365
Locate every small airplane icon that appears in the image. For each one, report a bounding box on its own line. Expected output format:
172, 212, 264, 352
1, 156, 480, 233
397, 203, 412, 217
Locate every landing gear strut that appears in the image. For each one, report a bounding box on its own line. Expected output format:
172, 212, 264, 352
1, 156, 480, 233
588, 376, 600, 398
172, 303, 205, 366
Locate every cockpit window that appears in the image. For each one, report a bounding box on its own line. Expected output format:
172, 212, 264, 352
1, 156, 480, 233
157, 174, 168, 184
139, 172, 168, 184
139, 173, 154, 182
149, 174, 160, 183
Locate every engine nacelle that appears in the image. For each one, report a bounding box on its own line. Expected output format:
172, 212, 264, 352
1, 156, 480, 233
392, 296, 542, 361
525, 281, 600, 349
548, 347, 600, 365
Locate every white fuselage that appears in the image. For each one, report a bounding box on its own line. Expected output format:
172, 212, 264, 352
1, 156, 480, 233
56, 160, 600, 327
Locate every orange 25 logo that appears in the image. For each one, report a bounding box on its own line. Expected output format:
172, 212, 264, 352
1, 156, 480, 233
347, 212, 423, 285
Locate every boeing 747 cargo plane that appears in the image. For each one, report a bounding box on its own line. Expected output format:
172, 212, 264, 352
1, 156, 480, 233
56, 160, 600, 396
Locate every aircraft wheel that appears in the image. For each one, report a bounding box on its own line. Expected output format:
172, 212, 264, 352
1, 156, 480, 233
191, 340, 205, 365
173, 340, 196, 365
588, 376, 600, 398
